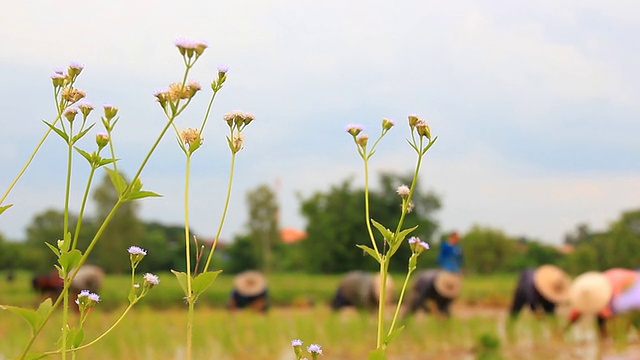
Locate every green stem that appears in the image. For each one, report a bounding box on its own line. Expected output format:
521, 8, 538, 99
387, 264, 415, 337
186, 300, 195, 360
363, 158, 380, 255
63, 122, 74, 237
376, 261, 389, 349
203, 152, 236, 272
184, 155, 193, 296
72, 166, 97, 250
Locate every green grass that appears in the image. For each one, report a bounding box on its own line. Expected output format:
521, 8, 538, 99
3, 271, 635, 359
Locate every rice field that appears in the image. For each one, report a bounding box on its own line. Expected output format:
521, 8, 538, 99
1, 271, 639, 359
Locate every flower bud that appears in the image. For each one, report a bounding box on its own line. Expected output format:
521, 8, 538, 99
408, 114, 419, 128
415, 119, 431, 139
345, 124, 363, 137
96, 133, 110, 149
382, 118, 395, 131
103, 104, 119, 120
396, 185, 410, 199
408, 236, 430, 255
78, 102, 94, 118
186, 81, 201, 98
63, 107, 78, 122
356, 134, 369, 147
51, 73, 67, 88
67, 61, 84, 79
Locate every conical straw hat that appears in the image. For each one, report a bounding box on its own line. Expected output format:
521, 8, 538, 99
568, 271, 612, 314
533, 265, 571, 303
233, 270, 267, 297
434, 270, 462, 299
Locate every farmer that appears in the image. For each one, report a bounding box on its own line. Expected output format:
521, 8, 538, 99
227, 270, 269, 312
403, 269, 462, 317
438, 231, 463, 273
565, 268, 640, 338
331, 271, 394, 311
509, 264, 571, 319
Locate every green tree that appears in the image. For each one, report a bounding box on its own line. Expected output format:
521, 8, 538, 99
462, 225, 515, 274
299, 172, 440, 273
91, 173, 144, 273
245, 184, 280, 273
24, 209, 71, 273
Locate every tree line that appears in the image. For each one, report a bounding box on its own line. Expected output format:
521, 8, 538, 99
1, 171, 639, 276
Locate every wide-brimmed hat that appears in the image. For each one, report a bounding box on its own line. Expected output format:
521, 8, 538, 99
533, 264, 571, 303
568, 271, 613, 314
233, 270, 267, 297
435, 270, 462, 299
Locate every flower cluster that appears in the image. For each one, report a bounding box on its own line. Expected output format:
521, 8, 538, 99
408, 236, 430, 255
291, 339, 323, 360
75, 289, 100, 310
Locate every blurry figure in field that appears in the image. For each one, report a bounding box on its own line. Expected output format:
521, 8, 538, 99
509, 264, 571, 319
438, 231, 463, 273
565, 268, 640, 338
403, 269, 462, 317
31, 265, 105, 301
31, 270, 64, 299
227, 270, 269, 312
70, 264, 105, 294
331, 270, 394, 311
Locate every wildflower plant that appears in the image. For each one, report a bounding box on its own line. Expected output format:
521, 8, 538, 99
346, 115, 437, 359
159, 39, 254, 360
291, 339, 323, 360
0, 39, 248, 359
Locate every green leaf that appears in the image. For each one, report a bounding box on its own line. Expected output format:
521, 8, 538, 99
356, 244, 381, 263
74, 147, 94, 164
125, 190, 162, 201
384, 325, 405, 346
105, 167, 127, 195
388, 225, 419, 258
0, 203, 13, 215
73, 328, 85, 347
58, 249, 83, 273
43, 120, 69, 142
192, 270, 222, 298
0, 305, 38, 334
45, 241, 60, 256
226, 135, 234, 152
367, 349, 387, 360
371, 219, 394, 244
171, 270, 189, 297
97, 158, 118, 168
36, 298, 52, 327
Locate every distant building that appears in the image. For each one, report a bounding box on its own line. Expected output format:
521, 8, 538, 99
280, 227, 307, 244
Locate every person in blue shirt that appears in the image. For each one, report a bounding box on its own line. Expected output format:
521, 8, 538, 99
438, 231, 463, 273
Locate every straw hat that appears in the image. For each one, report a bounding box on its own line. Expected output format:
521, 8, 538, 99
533, 264, 571, 303
568, 271, 613, 314
233, 270, 267, 297
434, 270, 462, 299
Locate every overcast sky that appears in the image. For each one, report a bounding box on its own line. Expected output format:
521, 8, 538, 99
1, 1, 639, 245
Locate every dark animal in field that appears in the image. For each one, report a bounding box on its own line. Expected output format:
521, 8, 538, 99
31, 270, 64, 299
31, 264, 105, 300
227, 270, 269, 312
403, 269, 462, 317
331, 270, 394, 311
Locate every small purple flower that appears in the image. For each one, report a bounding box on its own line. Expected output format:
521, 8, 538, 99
291, 339, 303, 347
218, 64, 229, 74
408, 236, 429, 254
307, 344, 322, 355
128, 246, 147, 256
143, 273, 160, 286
